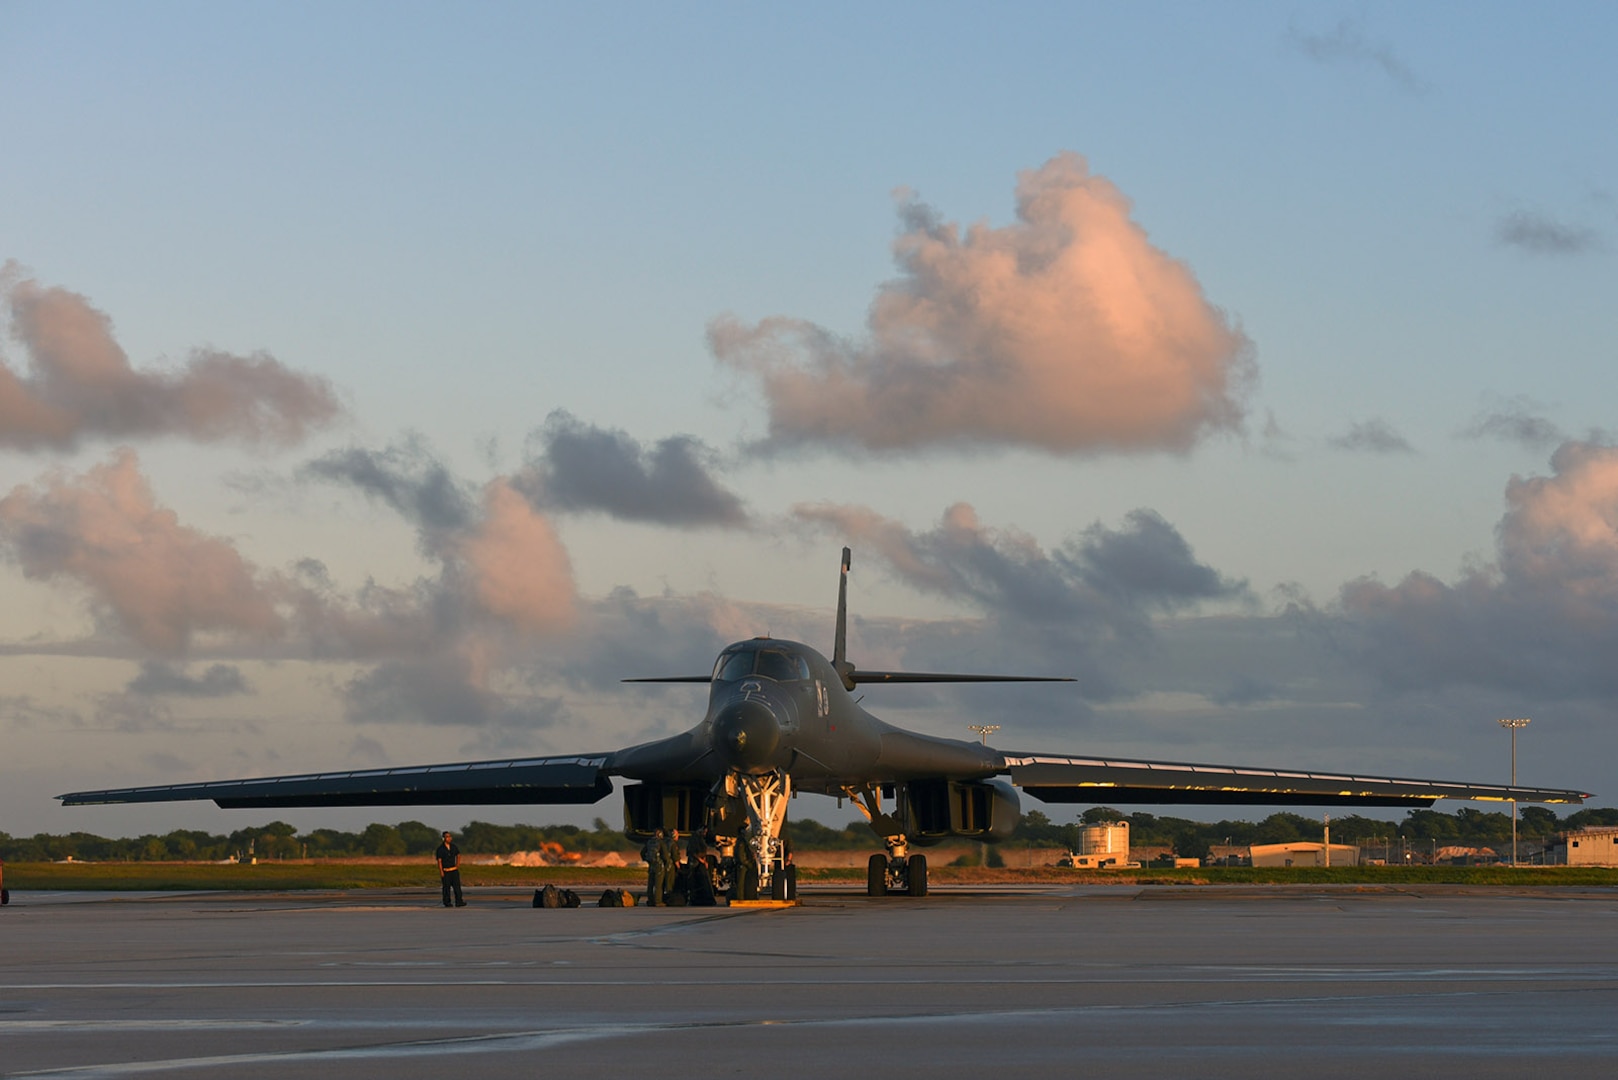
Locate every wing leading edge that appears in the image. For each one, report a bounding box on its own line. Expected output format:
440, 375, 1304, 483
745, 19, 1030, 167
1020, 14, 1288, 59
58, 755, 613, 810
1003, 754, 1590, 808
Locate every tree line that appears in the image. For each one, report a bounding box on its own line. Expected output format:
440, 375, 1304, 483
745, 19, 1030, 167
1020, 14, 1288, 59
0, 818, 627, 863
5, 805, 1614, 863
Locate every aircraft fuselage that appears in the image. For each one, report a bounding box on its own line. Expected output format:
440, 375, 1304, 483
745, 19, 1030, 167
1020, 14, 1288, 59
609, 637, 1002, 794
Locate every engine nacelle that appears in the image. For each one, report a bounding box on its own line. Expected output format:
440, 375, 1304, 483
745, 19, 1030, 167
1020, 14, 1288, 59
903, 779, 1021, 844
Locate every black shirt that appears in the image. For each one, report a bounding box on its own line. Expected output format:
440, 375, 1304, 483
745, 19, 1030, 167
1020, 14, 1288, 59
435, 842, 460, 871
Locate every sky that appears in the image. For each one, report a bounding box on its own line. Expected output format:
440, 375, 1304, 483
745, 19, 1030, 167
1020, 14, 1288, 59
2, 2, 1615, 839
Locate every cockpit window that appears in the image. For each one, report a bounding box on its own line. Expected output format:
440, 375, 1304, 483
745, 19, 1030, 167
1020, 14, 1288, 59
712, 648, 811, 683
714, 651, 754, 683
755, 650, 810, 683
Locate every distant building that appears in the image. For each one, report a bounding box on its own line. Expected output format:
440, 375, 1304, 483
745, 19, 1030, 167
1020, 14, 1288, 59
1058, 820, 1139, 868
1249, 842, 1359, 868
1549, 827, 1618, 867
1435, 846, 1499, 866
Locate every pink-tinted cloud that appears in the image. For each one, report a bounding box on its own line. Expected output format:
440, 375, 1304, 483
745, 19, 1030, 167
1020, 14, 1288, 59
1497, 442, 1618, 599
1, 266, 342, 451
296, 443, 582, 724
1340, 441, 1618, 695
0, 450, 285, 652
457, 479, 577, 634
711, 153, 1254, 455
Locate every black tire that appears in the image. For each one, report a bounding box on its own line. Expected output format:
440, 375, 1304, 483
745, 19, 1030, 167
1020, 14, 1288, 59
770, 867, 788, 901
1, 888, 8, 906
737, 864, 760, 901
784, 863, 797, 901
867, 853, 887, 897
907, 854, 928, 897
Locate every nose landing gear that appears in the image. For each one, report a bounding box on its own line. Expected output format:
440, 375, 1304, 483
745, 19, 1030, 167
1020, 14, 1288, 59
714, 769, 797, 902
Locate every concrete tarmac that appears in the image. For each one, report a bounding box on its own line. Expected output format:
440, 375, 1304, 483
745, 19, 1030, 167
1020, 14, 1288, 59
2, 884, 1615, 1078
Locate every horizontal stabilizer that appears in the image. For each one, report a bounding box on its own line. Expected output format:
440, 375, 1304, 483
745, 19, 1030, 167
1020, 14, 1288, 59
850, 670, 1075, 686
59, 755, 614, 809
1004, 754, 1590, 808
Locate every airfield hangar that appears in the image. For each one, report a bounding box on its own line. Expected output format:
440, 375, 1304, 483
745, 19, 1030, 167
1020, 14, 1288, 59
1248, 842, 1360, 868
1550, 826, 1618, 867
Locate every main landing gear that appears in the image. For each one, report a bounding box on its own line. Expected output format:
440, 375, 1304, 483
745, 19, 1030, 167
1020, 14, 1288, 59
845, 784, 929, 898
866, 845, 928, 897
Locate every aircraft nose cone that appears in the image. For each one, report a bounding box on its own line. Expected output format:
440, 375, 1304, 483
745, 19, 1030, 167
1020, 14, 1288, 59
712, 698, 781, 771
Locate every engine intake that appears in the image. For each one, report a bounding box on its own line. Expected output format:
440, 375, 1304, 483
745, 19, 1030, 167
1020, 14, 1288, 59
904, 779, 1021, 842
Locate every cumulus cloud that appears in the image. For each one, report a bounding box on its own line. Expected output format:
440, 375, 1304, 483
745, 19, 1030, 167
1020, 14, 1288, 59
712, 153, 1254, 456
1496, 211, 1603, 256
0, 265, 342, 451
0, 442, 579, 730
1329, 418, 1415, 455
297, 439, 580, 726
345, 653, 566, 730
546, 586, 765, 691
456, 479, 577, 634
1460, 399, 1566, 450
1339, 440, 1618, 696
513, 411, 748, 527
793, 501, 1245, 699
300, 438, 475, 554
127, 661, 251, 697
1286, 18, 1429, 94
0, 450, 285, 653
797, 502, 1242, 624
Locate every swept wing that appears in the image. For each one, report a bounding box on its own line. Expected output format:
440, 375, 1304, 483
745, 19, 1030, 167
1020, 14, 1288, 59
1004, 752, 1589, 808
59, 754, 613, 809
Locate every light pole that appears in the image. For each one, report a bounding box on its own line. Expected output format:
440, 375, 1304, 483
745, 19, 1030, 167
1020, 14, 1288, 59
1499, 718, 1531, 867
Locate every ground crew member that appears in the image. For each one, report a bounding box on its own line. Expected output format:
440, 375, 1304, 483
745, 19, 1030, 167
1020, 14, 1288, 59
685, 828, 708, 867
662, 828, 682, 903
686, 830, 715, 906
641, 828, 665, 905
436, 830, 466, 907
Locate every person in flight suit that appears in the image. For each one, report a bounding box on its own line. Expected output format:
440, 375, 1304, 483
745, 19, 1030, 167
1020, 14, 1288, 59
662, 828, 683, 904
686, 829, 716, 906
641, 828, 666, 906
436, 831, 466, 907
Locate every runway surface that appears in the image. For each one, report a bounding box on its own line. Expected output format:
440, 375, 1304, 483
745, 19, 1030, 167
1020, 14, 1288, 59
2, 884, 1615, 1077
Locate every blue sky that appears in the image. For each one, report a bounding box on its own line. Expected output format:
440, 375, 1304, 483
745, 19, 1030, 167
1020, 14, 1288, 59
2, 2, 1615, 837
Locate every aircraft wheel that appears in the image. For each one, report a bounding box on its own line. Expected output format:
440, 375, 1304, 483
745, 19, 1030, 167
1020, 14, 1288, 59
737, 864, 760, 901
784, 863, 797, 901
770, 867, 788, 901
907, 854, 928, 897
867, 853, 886, 897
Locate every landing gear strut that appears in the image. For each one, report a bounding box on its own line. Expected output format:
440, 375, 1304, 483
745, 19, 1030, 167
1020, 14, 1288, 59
846, 784, 928, 898
717, 769, 796, 901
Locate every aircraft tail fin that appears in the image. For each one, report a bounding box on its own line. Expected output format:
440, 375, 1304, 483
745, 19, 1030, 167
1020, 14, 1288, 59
831, 547, 1072, 689
833, 547, 855, 690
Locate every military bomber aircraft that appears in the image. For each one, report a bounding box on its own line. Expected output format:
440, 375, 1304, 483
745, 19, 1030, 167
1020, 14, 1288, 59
60, 550, 1591, 899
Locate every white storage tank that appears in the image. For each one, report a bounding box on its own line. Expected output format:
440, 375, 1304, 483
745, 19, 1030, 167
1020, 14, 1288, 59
1079, 820, 1129, 857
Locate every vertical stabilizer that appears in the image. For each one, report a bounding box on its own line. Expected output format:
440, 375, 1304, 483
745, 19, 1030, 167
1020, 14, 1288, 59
833, 547, 855, 690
